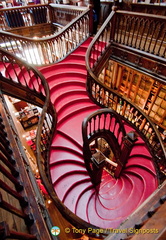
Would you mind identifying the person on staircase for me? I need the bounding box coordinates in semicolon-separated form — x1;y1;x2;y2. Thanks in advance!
92;0;101;34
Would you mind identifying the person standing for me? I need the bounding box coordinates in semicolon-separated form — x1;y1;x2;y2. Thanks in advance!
92;0;101;34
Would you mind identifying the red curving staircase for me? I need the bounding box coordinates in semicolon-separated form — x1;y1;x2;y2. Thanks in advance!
38;38;158;229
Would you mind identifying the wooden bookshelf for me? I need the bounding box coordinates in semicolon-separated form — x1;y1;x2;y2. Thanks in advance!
99;60;166;130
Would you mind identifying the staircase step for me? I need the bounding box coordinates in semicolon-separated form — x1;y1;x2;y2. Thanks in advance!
63;180;93;213
39;62;86;78
123;167;158;199
53;172;90;201
50;81;85;97
62;54;86;64
126;156;156;174
90;175;145;226
129;144;152;158
75;188;95;223
47;72;86;88
87;194;124;229
51;89;88;106
57;100;96;122
50;147;84;165
51;130;83;153
57;106;99;145
57;98;91;114
98;176;133;208
50;161;87;183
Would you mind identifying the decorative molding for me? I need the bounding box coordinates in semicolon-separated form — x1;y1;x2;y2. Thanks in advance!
110;45;166;82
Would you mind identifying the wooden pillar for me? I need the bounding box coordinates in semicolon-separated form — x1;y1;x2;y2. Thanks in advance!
91;151;105;185
88;1;94;36
115;131;138;178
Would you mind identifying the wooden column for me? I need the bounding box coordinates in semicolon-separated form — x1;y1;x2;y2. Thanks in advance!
115;131;138;178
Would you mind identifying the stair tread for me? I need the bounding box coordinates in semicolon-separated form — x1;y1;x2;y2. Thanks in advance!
57;99;94;118
63;181;94;213
50;162;86;183
75;188;95;222
51;89;88;106
126;156;155;174
57;106;99;145
50;148;84;165
53;173;91;201
51;131;82;153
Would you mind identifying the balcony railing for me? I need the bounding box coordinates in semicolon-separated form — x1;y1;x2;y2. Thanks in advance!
0;4;86;31
0;4;90;65
0;4;50;30
114;11;166;58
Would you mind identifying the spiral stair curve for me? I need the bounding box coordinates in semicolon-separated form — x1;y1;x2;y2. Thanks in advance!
37;38;158;229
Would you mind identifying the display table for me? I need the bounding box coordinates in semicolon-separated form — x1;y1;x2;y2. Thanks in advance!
18;107;39;129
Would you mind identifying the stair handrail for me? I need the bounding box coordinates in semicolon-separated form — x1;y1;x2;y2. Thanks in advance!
82;108;127;182
0;57;57;239
0;47;110;239
86;10;166;76
0;4;91;65
0;4;86;31
85;10;166;183
0;46;56;180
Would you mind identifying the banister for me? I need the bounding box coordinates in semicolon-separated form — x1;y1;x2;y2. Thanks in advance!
0;48;109;239
82;108;127;181
0;4;50;30
85;10;166;183
0;4;91;65
49;3;87;11
0;94;55;240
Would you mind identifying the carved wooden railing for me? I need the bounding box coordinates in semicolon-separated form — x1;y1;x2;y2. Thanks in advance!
113;11;166;58
0;4;50;30
0;4;86;31
49;3;87;27
0;4;91;65
86;10;166;183
0;76;56;239
86;10;166;73
0;48;109;239
0;47;56;182
82;108;127;182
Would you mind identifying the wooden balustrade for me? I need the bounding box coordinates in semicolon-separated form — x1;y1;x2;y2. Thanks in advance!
82;108;127;182
49;3;87;26
86;10;166;75
87;78;166;182
0;48;56;180
0;100;55;240
85;9;166;183
0;5;91;65
113;11;166;58
0;4;50;31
